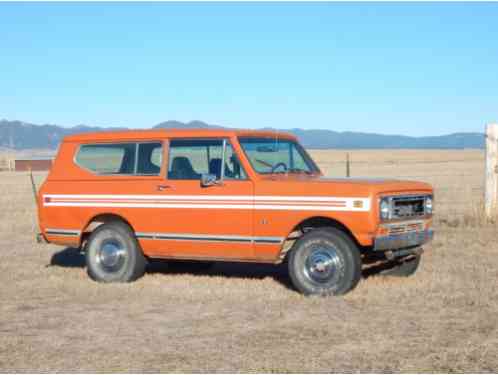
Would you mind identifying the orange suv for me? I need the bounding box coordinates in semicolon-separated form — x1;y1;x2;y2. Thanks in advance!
37;129;434;296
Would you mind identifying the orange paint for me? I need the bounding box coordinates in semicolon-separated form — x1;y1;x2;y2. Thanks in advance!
37;129;434;263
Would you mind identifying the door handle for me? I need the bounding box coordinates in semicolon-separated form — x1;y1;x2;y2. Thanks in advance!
156;184;171;191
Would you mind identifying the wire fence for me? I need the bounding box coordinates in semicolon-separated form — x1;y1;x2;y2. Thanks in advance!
0;149;486;221
310;149;485;220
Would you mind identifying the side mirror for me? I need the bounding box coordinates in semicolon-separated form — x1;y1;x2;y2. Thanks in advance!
200;173;220;187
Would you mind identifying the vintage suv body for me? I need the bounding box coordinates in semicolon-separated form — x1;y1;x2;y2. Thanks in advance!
37;128;434;295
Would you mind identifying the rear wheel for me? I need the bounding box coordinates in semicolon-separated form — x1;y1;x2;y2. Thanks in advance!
85;221;146;282
288;228;362;296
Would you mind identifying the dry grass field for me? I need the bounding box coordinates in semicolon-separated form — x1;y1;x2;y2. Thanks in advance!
0;149;497;372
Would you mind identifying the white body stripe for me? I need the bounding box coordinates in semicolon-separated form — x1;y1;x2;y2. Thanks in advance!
45;194;366;202
43;194;371;212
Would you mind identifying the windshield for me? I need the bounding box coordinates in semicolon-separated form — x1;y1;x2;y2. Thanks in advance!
238;137;320;175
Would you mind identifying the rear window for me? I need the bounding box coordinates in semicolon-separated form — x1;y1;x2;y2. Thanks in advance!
75;142;162;175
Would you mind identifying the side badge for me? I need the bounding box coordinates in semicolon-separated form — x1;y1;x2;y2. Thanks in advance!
353;200;364;208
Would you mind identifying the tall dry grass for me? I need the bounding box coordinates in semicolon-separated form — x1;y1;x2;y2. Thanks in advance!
0;149;497;372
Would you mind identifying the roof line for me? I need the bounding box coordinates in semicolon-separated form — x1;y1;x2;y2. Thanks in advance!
63;128;297;142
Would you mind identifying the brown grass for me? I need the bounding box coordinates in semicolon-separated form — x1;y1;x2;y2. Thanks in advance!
0;149;497;372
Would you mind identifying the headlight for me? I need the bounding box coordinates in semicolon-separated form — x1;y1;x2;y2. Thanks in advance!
380;198;390;220
425;196;433;215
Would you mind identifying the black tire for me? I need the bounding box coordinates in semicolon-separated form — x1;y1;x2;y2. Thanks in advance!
381;254;421;277
85;221;146;283
288;228;362;296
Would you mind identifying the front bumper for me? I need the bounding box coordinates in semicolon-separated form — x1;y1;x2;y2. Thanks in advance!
374;229;434;251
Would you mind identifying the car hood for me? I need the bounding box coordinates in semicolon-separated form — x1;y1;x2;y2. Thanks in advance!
258;174;433;197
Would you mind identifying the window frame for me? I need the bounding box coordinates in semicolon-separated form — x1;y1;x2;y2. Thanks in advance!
237;136;321;175
135;142;164;176
74;140;164;177
166;137;248;182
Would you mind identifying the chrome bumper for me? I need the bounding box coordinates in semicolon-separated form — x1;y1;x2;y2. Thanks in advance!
374;229;434;251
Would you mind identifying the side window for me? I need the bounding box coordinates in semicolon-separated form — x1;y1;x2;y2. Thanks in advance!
137;143;162;175
168;139;246;180
75;142;162;175
168;139;217;180
75;143;136;174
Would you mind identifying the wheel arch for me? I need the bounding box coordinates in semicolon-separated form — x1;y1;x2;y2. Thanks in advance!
80;213;135;248
279;215;362;262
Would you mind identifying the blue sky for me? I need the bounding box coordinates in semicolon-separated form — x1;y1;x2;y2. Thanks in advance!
1;2;497;136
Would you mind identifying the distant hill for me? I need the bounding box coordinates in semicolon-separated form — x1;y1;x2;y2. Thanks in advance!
0;120;127;150
279;128;484;149
154;120;223;129
0;119;484;150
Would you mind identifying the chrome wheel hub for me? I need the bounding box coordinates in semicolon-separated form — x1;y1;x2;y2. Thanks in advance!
96;239;126;273
304;246;342;284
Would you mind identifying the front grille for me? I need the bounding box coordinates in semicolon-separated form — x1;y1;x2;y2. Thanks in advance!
391;195;426;219
388;221;424;235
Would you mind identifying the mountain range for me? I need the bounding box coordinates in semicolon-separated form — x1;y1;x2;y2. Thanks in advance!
0;119;484;150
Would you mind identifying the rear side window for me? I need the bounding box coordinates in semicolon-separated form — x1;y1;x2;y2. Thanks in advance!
75;142;162;175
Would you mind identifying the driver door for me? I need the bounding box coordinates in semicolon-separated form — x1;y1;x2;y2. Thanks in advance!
144;138;255;261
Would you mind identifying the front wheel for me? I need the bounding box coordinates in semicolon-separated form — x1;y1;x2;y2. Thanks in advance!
85;221;146;283
288;228;362;296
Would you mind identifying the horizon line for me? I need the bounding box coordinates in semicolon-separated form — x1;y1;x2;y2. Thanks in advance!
0;118;488;138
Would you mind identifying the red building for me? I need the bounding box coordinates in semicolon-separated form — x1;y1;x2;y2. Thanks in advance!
14;157;53;171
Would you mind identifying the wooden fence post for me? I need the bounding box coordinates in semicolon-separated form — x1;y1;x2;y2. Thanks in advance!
29;168;39;205
485;123;498;220
346;153;351;177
